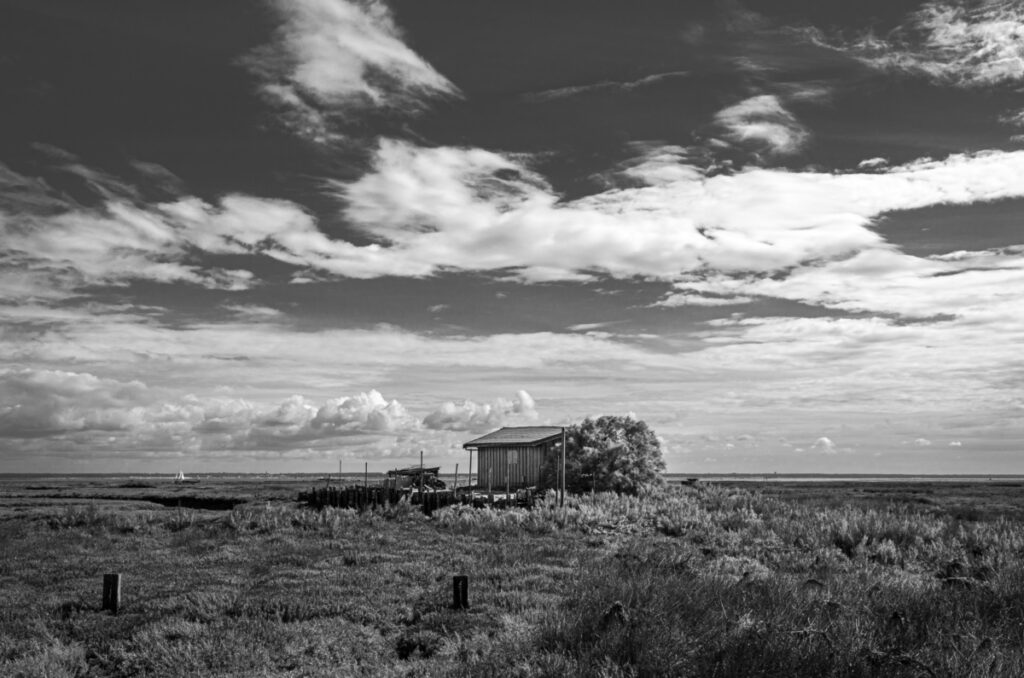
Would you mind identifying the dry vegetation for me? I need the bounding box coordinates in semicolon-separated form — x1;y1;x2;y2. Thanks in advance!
2;478;1024;676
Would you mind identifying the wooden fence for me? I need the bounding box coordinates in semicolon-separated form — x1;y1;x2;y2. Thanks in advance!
299;486;537;514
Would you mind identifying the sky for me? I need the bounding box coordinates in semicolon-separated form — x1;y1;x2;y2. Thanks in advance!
1;0;1023;474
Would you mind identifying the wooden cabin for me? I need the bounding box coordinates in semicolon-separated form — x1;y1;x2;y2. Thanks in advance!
463;426;564;490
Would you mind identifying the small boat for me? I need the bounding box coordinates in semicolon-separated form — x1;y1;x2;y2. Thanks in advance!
173;470;200;484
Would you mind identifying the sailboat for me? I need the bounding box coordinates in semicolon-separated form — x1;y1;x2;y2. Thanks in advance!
173;469;199;484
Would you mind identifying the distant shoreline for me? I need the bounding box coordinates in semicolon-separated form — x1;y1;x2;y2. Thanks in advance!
2;472;1022;483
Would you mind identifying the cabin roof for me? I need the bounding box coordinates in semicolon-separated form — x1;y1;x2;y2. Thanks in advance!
462;426;564;448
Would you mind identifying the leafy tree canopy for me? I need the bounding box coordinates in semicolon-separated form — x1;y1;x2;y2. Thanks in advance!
542;415;665;495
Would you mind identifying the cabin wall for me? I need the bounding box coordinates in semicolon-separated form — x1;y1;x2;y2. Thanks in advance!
476;444;551;489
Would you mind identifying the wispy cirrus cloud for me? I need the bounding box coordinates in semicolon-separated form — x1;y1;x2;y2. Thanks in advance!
0;191;305;300
522;70;690;101
817;0;1024;87
245;0;458;140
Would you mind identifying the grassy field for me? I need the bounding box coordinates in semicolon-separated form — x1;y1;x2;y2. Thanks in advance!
2;477;1024;677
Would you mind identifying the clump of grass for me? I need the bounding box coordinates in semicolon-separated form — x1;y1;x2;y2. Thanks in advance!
539;551;1024;677
0;638;87;678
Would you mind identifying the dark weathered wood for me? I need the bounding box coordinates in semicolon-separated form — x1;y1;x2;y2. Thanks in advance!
452;575;469;609
560;427;566;507
102;573;121;614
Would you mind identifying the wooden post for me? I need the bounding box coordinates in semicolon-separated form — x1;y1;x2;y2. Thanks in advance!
454;463;459;493
364;462;368;489
468;448;473;489
560;426;566;507
338;459;342;485
102;573;121;614
419;450;424;497
505;453;510;506
488;468;493;506
452;575;469;610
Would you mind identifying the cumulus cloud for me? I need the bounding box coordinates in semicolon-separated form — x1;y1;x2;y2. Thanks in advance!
913;437;933;447
0;368;422;452
0;369;149;437
245;0;457;140
819;1;1024;87
713;94;809;155
811;436;837;454
422;390;538;432
312;390;417;433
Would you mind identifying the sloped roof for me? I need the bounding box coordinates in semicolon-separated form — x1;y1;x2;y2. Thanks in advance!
462;426;564;448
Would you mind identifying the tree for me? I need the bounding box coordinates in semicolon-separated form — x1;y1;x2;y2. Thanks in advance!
542;415;665;495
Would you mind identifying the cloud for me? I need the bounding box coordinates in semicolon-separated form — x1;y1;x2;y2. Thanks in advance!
338;140;1024;282
0;369;149;438
13;143;1024;301
522;70;690;101
913;437;933;447
666;245;1024;321
655;293;753;307
223;304;284;320
422;390;538;432
0;368;420;451
713;94;809;155
312;390;417;433
246;0;458;140
818;1;1024;88
857;157;889;171
999;109;1024;128
811;436;836;454
949;440;963;447
0;192;304;299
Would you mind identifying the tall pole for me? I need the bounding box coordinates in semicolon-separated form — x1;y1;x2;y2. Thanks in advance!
560;427;566;507
468;448;473;489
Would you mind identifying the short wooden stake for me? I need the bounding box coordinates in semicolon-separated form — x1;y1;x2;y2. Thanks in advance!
452;575;469;609
102;573;121;614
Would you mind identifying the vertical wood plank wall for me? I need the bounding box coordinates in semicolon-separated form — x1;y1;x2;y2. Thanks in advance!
476;444;552;489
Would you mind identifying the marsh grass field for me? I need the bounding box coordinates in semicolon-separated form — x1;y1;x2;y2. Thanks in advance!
2;476;1024;677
